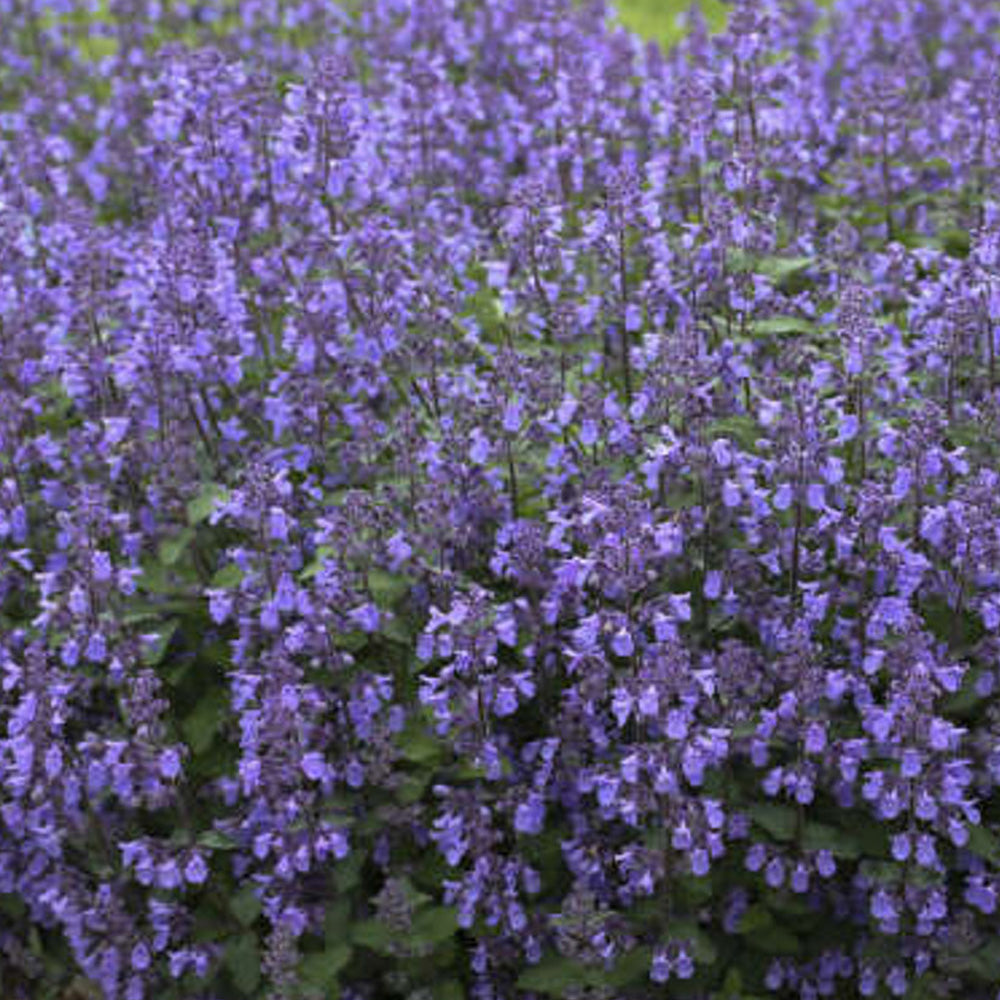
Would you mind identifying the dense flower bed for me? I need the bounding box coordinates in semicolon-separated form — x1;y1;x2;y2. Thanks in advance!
3;0;1000;997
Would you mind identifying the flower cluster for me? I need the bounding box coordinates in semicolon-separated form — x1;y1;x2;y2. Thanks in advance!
2;0;1000;997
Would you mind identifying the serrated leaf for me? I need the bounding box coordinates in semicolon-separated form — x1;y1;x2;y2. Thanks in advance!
937;227;970;257
736;905;775;935
224;936;261;994
198;830;237;851
351;919;394;952
181;688;228;755
756;255;816;282
210;563;245;589
751;316;814;337
380;615;414;644
801;821;861;858
397;772;430;805
334;853;363;892
707;415;760;451
768;895;817;918
333;630;367;652
719;968;744;998
748;802;798;842
411;905;458;946
746;924;802;954
516;955;591;994
136;559;171;594
605;946;653;988
939;938;1000;981
942;665;986;716
300;944;351;987
670;920;718;965
159;528;195;567
191;898;229;943
859;860;903;885
400;729;445;765
300;545;335;581
434;981;464;1000
368;569;410;608
142;619;180;666
188;483;229;525
230;886;262;928
325;900;351;944
966;824;1000;866
0;894;26;919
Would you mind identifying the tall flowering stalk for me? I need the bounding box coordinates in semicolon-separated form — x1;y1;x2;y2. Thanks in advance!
3;1;1000;998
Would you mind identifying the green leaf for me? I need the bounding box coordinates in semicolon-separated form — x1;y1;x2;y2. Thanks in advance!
181;688;228;755
368;569;410;608
942;667;985;716
768;895;817;919
411;906;459;946
670;920;718;965
719;968;744;999
351;920;394;953
324;900;351;944
748;802;798;842
397;772;430;805
136;560;174;595
141;619;180;666
198;830;237;851
230;886;262;928
400;728;445;765
938;227;970;258
736;905;775;935
300;545;335;581
755;255;816;283
188;483;229;525
300;944;352;988
224;936;261;995
852;817;892;859
434;981;465;1000
334;853;363;892
0;894;26;920
333;629;367;651
379;615;414;644
966;824;1000;866
516;955;591;995
746;924;802;955
939;938;1000;981
707;415;760;451
159;528;195;567
859;860;904;885
801;821;861;858
210;563;245;589
750;316;815;337
605;946;653;988
191;899;229;943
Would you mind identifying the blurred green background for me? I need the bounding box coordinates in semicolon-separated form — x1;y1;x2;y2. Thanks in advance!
43;0;728;58
614;0;728;46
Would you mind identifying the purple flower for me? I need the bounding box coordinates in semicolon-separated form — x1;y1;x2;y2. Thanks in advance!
158;748;182;780
301;752;327;781
651;949;671;983
610;628;634;658
131;943;151;972
765;857;785;888
184;854;208;885
815;851;837;878
514;794;545;835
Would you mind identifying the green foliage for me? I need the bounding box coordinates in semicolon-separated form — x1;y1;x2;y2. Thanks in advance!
615;0;728;46
225;936;262;995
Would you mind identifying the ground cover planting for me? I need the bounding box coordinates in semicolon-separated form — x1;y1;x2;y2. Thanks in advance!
2;0;1000;997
